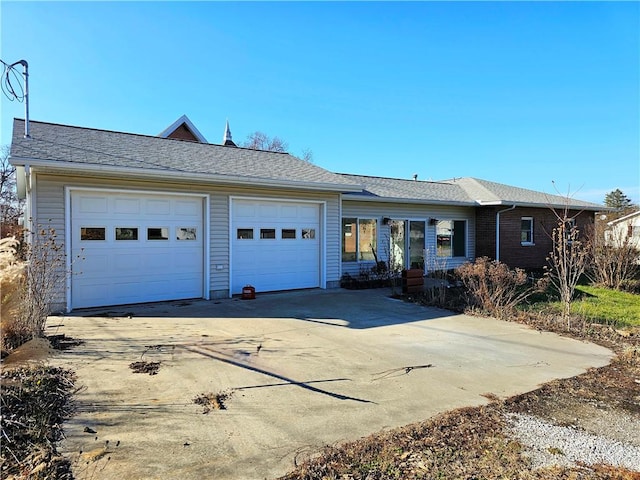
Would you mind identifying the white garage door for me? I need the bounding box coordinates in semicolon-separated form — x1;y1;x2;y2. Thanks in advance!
231;199;321;294
70;190;205;309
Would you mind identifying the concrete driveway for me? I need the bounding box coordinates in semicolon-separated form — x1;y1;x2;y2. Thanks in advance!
50;289;612;480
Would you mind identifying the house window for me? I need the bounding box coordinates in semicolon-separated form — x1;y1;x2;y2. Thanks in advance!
436;220;466;257
342;218;377;262
281;229;296;239
115;227;138;241
260;228;276;239
237;228;253;240
521;217;534;245
147;228;169;240
81;227;105;241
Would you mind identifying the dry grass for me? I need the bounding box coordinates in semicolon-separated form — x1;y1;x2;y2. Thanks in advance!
0;365;77;479
0;236;29;352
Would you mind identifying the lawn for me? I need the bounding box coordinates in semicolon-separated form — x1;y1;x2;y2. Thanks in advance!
568;285;640;328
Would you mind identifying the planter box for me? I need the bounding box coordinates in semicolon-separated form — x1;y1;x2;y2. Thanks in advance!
402;269;424;294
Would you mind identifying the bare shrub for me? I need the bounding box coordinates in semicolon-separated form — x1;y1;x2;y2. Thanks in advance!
422;247;451;307
545;217;589;325
1;224;67;352
456;257;539;319
585;221;639;290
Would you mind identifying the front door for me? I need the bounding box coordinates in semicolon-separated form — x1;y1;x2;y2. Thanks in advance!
389;220;426;271
409;221;426;269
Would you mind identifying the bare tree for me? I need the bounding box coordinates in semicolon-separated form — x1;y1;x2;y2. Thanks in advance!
242;131;288;152
0;145;23;236
242;131;314;162
545;213;589;326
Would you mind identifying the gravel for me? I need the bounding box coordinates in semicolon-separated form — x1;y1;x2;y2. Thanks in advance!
506;412;640;471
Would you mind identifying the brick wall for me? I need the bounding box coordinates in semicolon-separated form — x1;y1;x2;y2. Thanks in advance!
475;206;594;270
166;124;200;142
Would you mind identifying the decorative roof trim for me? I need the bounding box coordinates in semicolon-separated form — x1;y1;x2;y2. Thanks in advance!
158;114;208;143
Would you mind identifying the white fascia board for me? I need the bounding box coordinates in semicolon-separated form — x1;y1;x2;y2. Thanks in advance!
476;199;603;211
10;156;363;193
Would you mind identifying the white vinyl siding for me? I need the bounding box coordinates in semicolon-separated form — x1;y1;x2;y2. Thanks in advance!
341;200;475;276
34;174;341;309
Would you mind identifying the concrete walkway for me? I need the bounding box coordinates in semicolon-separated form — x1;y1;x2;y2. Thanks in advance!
49;289;612;480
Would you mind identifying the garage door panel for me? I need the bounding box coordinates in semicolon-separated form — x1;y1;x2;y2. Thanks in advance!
175;199;201;216
145;199;171;215
71;191;204;309
78;196;108;214
114;198;140;214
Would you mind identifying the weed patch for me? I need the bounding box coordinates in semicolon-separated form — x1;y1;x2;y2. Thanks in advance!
129;361;160;375
0;366;76;479
193;390;234;413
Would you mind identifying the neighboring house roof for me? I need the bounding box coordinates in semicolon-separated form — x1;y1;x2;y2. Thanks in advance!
607;210;640;227
341;174;603;211
9;119;361;192
158;114;208;143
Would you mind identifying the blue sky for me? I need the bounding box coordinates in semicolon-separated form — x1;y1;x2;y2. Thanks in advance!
1;1;638;205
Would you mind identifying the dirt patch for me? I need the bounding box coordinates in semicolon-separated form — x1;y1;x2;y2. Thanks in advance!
193;390;234;413
129;361;161;375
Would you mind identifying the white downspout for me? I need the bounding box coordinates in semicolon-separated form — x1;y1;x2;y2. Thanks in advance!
495;205;516;262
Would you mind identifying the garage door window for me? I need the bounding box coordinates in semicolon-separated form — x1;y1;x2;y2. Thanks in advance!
147;228;169;240
115;227;138;241
177;227;197;240
260;228;276;239
281;229;296;239
237;228;253;240
81;227;105;241
302;228;315;239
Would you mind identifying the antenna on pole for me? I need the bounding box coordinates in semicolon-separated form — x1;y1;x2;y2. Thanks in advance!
1;58;30;138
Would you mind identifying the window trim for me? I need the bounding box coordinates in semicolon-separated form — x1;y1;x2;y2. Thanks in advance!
521;217;534;246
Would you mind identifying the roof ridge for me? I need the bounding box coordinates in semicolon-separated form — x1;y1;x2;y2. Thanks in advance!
338;172;452;185
12;118;294;155
447;177;501;202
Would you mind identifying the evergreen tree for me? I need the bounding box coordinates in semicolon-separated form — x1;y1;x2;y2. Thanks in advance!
604;189;633;212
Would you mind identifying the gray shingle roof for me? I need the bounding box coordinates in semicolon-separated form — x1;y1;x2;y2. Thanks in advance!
10;119;604;210
341;174;603;210
339;174;474;205
10;119;360;191
447;177;603;210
